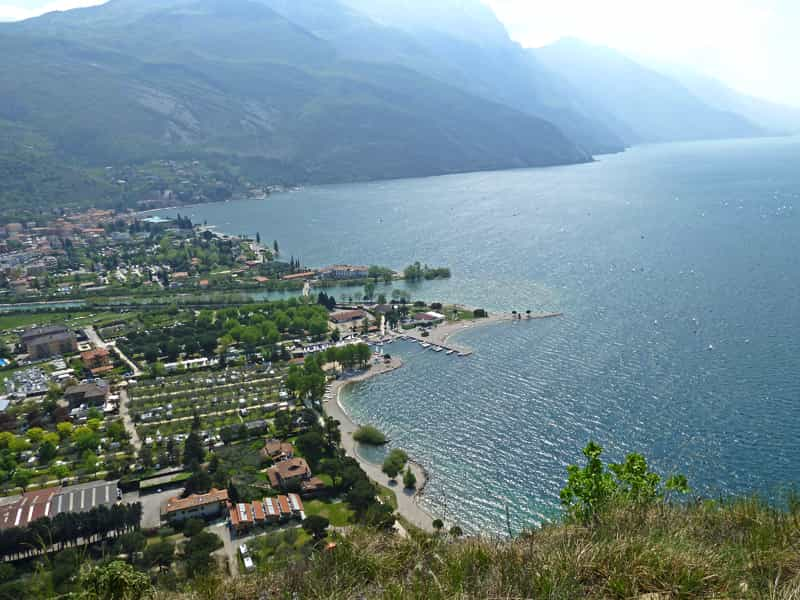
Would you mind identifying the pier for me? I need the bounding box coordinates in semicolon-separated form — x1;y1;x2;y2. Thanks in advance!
387;335;473;357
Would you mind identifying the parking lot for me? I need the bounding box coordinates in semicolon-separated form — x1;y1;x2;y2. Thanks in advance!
126;487;182;529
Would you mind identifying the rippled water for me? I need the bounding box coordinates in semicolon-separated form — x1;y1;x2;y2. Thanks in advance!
163;137;800;534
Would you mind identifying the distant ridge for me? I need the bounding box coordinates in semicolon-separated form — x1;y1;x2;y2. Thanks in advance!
0;0;589;187
534;38;765;145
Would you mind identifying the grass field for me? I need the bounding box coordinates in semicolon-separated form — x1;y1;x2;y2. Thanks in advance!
304;499;355;527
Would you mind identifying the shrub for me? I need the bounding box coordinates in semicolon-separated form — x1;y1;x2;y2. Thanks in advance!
353;426;387;446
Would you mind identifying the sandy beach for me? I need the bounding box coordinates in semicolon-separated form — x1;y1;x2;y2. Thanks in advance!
325;357;437;532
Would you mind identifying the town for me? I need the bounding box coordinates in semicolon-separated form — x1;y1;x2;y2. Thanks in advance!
0;211;471;594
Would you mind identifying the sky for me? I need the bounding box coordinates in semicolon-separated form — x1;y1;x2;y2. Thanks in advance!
1;0;798;107
483;0;800;108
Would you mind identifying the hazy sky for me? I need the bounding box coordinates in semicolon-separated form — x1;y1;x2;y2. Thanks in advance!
1;0;798;107
484;0;800;107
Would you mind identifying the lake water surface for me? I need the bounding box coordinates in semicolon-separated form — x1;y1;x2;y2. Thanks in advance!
159;137;800;534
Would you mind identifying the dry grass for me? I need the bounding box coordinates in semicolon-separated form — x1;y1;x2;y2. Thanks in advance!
157;497;800;600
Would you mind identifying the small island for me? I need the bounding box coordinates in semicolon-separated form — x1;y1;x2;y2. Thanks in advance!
352;425;388;446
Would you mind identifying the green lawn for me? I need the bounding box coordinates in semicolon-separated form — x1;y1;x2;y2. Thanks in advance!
304;499;354;527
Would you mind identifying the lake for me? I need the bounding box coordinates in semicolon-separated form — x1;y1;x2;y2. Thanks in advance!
159;136;800;535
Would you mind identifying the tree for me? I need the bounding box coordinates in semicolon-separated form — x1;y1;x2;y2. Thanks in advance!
273;240;279;255
449;525;463;537
72;426;100;452
227;480;240;504
208;452;220;474
183;432;205;468
382;448;409;481
12;468;32;491
274;410;292;438
353;426;387;446
183;531;222;575
140;445;153;469
182;518;205;538
403;468;417;490
296;432;326;469
560;442;690;523
559;441;617;523
364;502;396;531
382;457;401;480
346;480;377;513
114;531;146;560
432;519;444;533
302;515;330;541
142;540;174;572
56;422;73;440
183;468;212;497
38;440;57;464
77;560;152;600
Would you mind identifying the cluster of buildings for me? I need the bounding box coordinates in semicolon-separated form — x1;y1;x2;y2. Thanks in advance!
0;211;119;295
229;493;305;534
263;439;325;495
281;264;372;283
161;438;326;536
161;487;307;536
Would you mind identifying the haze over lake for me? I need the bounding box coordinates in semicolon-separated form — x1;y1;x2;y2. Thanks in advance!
161;136;800;535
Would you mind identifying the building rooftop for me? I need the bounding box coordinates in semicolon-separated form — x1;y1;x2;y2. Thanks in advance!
81;348;110;362
267;457;311;488
164;488;229;515
330;310;365;323
262;439;293;460
21;325;69;342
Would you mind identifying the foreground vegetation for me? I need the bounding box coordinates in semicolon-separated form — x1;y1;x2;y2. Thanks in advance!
143;494;800;600
51;444;800;599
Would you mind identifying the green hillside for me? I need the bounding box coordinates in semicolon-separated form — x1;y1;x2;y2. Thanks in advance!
0;0;589;211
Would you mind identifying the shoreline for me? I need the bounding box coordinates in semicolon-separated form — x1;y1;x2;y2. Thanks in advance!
326;311;563;532
398;312;511;353
398;310;561;354
325;357;437;532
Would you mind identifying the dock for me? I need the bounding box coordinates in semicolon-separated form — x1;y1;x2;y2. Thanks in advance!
390;335;473;357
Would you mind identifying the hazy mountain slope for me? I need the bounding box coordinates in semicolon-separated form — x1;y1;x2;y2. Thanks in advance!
0;0;589;186
534;38;765;145
265;0;626;155
646;63;800;135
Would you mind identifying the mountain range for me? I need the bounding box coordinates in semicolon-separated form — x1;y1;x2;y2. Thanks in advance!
0;0;797;197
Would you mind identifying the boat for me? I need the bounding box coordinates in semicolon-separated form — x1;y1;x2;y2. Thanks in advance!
421;343;431;349
446;350;455;355
433;346;444;353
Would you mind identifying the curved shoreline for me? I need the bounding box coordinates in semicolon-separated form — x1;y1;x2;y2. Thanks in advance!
325;357;437;532
398;312;513;354
326;313;562;532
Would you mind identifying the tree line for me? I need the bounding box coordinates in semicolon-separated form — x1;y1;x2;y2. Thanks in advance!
0;501;142;561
